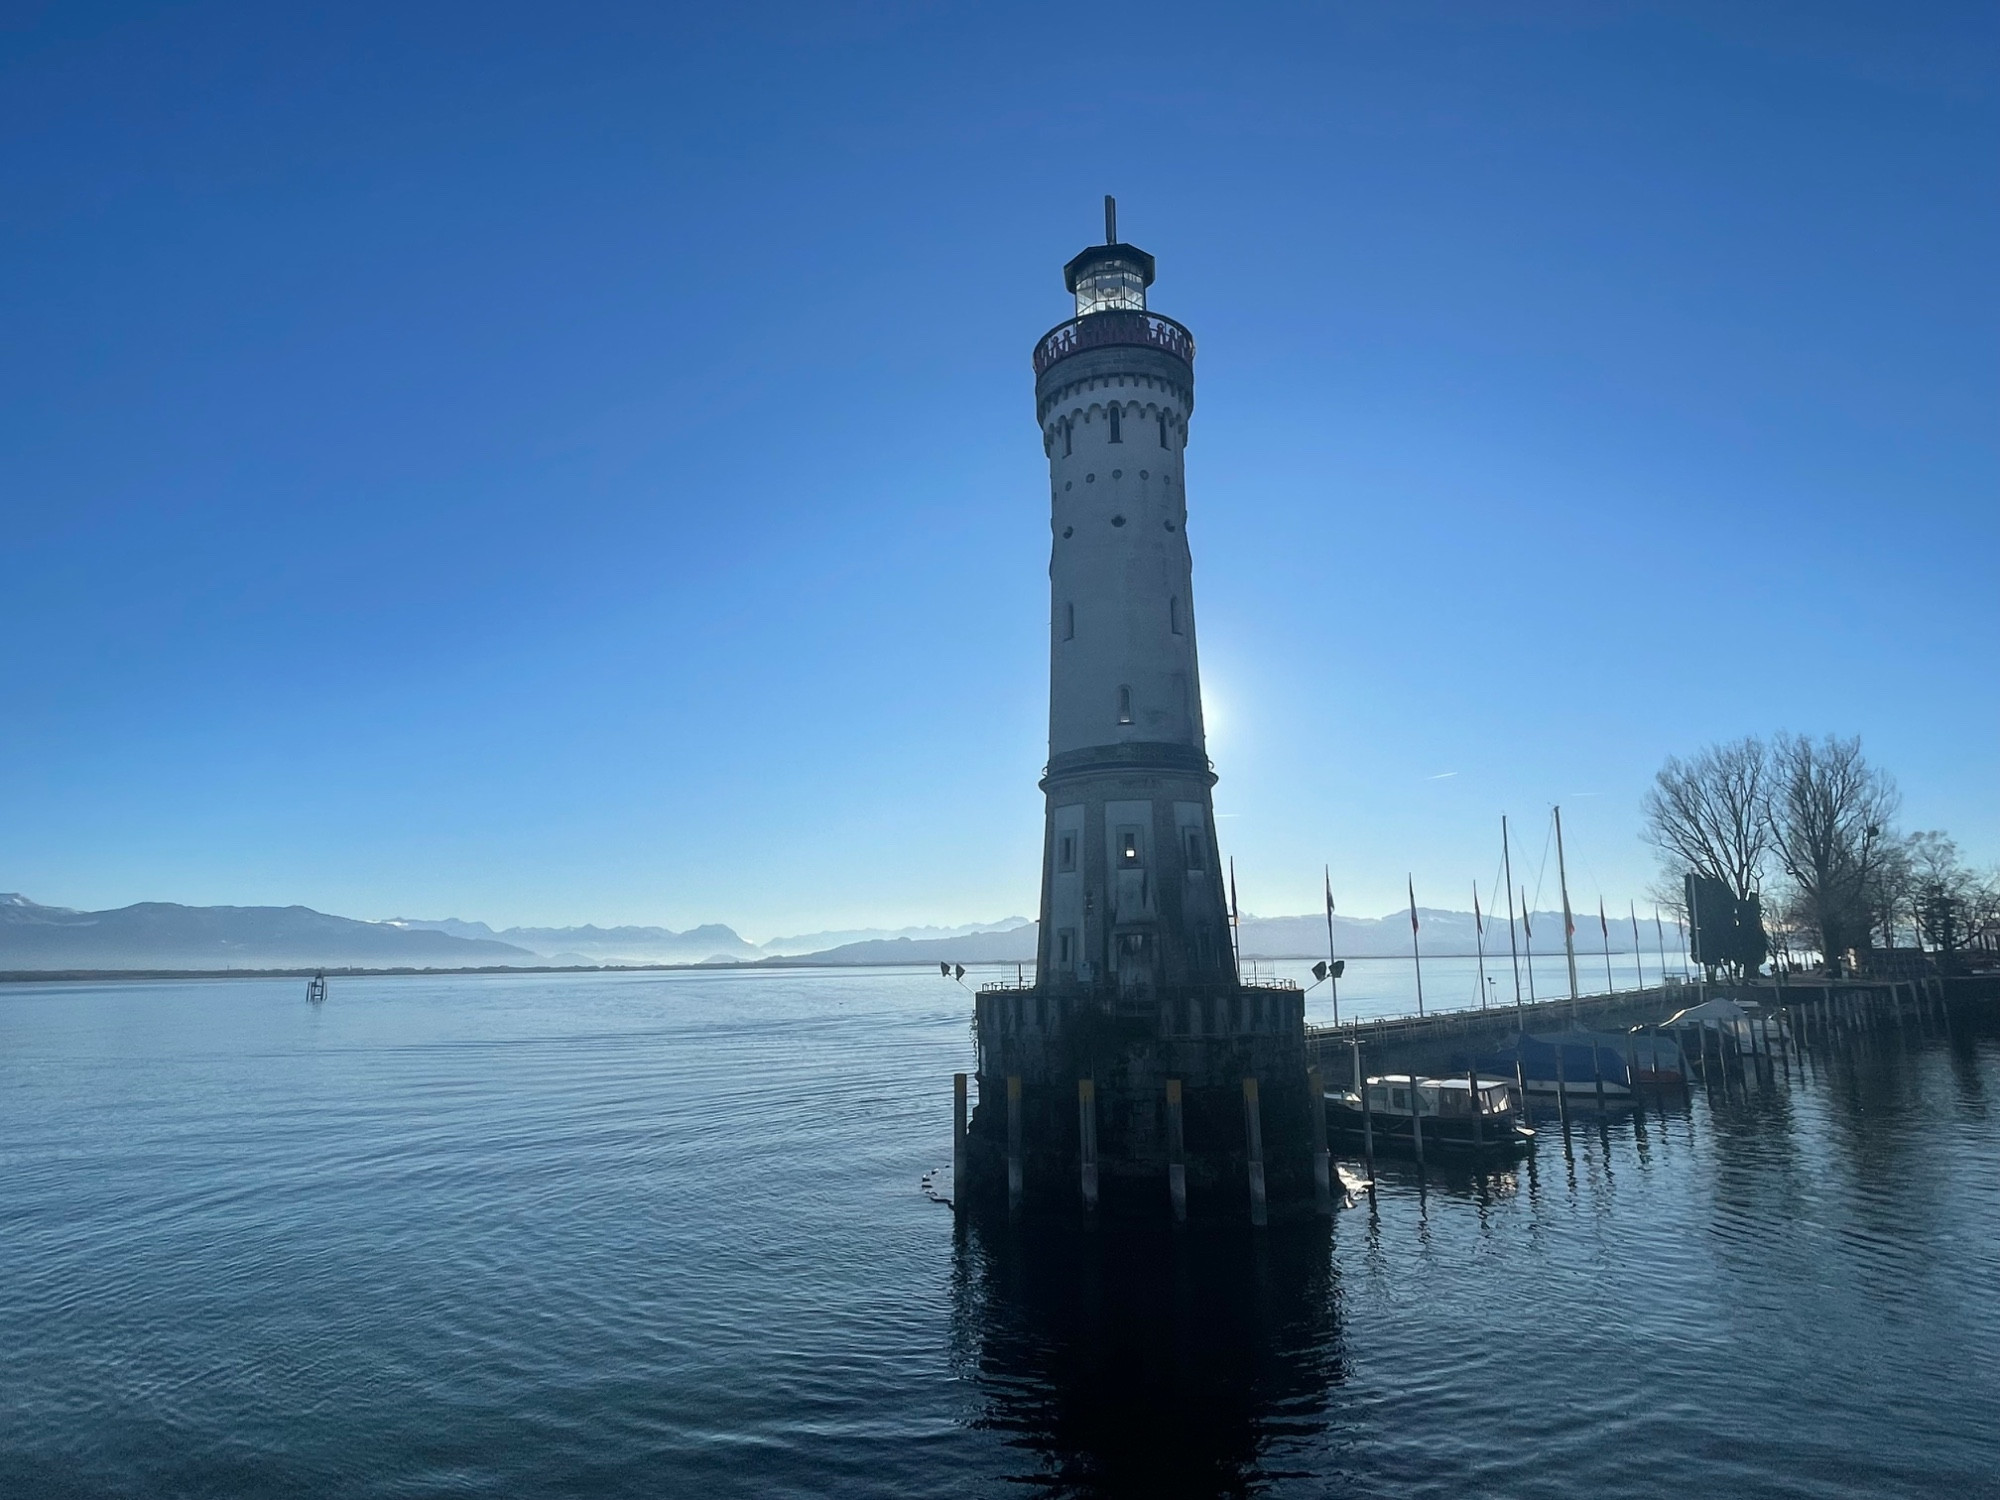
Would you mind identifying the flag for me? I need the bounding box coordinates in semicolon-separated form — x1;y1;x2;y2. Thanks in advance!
1599;898;1608;939
1521;898;1532;938
1325;869;1335;916
1408;875;1420;932
1474;886;1483;936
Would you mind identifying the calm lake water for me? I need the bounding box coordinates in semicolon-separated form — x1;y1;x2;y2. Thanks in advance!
3;967;1997;1498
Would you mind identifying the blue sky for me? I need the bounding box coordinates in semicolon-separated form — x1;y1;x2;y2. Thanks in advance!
3;2;1994;937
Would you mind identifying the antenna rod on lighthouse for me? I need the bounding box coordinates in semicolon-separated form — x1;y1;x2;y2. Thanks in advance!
1104;195;1116;244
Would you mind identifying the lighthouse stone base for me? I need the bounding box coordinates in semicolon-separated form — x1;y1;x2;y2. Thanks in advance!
965;983;1316;1218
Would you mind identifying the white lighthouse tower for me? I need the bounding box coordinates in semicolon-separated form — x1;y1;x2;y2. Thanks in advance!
1032;198;1234;997
966;202;1307;1220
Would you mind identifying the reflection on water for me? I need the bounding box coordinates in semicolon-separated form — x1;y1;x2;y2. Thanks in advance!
952;1217;1341;1495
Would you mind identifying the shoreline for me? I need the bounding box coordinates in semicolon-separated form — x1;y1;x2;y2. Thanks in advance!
0;951;1658;983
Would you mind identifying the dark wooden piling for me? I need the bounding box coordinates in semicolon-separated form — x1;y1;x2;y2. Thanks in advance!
1309;1066;1332;1216
1006;1075;1023;1213
1554;1040;1571;1133
1409;1073;1426;1168
1468;1066;1484;1152
1077;1078;1099;1213
1243;1077;1269;1227
1354;1039;1375;1179
952;1073;967;1210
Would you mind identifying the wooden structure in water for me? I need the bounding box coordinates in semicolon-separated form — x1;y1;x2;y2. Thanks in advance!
963;980;1318;1222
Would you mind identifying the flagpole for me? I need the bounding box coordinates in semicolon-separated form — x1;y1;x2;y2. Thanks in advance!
1599;897;1614;995
1407;874;1425;1018
1323;865;1340;1029
1228;857;1241;985
1474;883;1488;1010
1502;815;1523;1021
1654;909;1670;990
1522;890;1537;1005
1630;901;1646;993
1554;806;1580;1024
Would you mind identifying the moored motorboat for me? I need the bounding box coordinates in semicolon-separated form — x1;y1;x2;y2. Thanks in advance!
1325;1074;1534;1156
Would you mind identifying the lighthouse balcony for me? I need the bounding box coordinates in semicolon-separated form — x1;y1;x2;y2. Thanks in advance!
1032;309;1195;376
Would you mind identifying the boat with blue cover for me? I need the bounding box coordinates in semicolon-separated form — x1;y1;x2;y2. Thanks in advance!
1465;1030;1685;1099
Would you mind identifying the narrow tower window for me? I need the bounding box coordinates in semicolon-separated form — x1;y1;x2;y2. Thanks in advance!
1158;411;1168;449
1058;834;1076;871
1117;685;1133;724
1108;404;1121;443
1063;602;1075;641
1063;419;1073;457
1169;596;1182;635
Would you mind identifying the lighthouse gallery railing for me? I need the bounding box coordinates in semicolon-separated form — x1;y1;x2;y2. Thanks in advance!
1032;310;1195;376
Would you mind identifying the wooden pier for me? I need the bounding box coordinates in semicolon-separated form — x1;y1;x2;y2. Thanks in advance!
1307;973;1993;1079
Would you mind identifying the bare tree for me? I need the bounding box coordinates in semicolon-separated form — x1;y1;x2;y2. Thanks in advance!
1766;733;1900;974
1642;737;1773;902
1905;831;1993;970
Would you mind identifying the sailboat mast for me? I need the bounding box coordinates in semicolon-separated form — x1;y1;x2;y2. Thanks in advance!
1554;805;1580;1021
1502;815;1523;1018
1654;908;1669;987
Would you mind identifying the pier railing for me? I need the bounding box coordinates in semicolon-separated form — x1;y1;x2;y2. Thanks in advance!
1306;981;1697;1057
1303;973;1948;1063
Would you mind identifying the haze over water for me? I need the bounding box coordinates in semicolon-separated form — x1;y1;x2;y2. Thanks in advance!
4;968;1996;1497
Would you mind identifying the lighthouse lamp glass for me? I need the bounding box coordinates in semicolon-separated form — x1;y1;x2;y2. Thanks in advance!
1074;264;1147;316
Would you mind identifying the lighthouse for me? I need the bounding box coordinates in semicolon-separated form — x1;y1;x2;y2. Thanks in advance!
966;202;1312;1221
1032;197;1234;996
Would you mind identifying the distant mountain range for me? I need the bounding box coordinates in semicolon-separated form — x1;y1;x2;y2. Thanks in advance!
0;894;536;971
1;890;1655;974
380;915;1037;965
381;917;764;966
